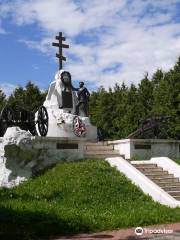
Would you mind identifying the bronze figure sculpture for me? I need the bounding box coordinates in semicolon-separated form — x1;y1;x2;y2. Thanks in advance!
73;82;90;117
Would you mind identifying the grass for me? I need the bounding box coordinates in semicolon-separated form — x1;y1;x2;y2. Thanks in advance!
174;159;180;165
0;159;180;239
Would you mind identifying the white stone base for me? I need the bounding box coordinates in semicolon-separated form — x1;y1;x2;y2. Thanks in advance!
35;108;97;141
32;136;85;164
108;139;180;160
0;127;87;188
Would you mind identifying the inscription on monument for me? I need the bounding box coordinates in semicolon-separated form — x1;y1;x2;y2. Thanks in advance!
56;143;78;149
62;91;73;108
134;144;151;149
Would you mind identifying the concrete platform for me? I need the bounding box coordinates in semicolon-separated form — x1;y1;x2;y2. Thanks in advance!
0;128;91;188
108;139;180;160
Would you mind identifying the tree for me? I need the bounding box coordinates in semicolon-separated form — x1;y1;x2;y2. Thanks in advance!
88;57;180;140
122;84;143;137
152;69;164;86
7;81;46;112
152;58;180;139
138;73;154;117
0;89;6;111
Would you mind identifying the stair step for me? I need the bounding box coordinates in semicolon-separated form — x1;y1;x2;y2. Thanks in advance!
84;154;119;159
167;191;180;197
135;167;164;172
145;172;171;177
162;186;180;191
84;140;119;159
148;174;174;179
85;142;108;146
85;145;114;150
139;170;167;175
85;150;119;155
132;164;157;168
85;152;119;156
157;182;180;187
173;196;180;201
153;178;180;183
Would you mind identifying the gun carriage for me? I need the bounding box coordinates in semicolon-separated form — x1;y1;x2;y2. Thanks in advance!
0;105;48;137
127;116;171;139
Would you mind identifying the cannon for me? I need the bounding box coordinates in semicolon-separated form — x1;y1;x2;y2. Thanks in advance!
0;104;49;137
0;105;35;137
127;115;172;139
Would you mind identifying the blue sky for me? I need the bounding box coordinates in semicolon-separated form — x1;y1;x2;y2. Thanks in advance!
0;0;180;95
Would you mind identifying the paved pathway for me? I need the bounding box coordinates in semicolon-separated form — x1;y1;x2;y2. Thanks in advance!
52;222;180;240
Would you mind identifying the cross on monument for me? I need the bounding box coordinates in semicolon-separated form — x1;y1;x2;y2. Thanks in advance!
52;32;69;70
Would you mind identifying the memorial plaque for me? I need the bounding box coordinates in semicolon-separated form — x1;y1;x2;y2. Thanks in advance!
134;144;151;149
56;143;78;149
62;91;73;108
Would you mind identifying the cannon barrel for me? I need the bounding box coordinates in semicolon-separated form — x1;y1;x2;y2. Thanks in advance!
0;104;37;137
128;115;172;139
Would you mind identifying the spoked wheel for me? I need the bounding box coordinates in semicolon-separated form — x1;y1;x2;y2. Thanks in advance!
37;106;48;136
0;106;14;137
73;116;86;137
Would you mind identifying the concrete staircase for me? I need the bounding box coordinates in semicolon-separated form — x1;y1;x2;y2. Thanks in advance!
132;162;180;201
84;142;120;159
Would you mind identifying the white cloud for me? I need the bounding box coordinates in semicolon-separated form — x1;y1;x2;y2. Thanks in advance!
0;83;17;96
18;38;52;54
0;26;6;34
0;19;7;34
10;0;85;36
1;0;180;89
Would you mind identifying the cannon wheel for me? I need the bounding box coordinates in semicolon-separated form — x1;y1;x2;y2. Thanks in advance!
0;106;14;137
37;106;48;136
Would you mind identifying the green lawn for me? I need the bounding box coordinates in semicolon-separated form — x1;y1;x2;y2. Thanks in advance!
174;159;180;165
0;159;180;240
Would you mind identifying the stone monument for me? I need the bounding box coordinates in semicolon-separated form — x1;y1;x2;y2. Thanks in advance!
0;32;97;188
35;32;97;140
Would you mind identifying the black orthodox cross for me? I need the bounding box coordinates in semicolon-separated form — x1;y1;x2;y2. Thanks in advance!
52;32;69;70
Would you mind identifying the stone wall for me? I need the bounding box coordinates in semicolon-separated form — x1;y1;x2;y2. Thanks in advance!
0;127;86;188
108;139;180;160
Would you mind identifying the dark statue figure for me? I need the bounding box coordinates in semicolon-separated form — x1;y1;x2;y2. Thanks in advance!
73;82;90;117
61;71;72;91
60;71;73;109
